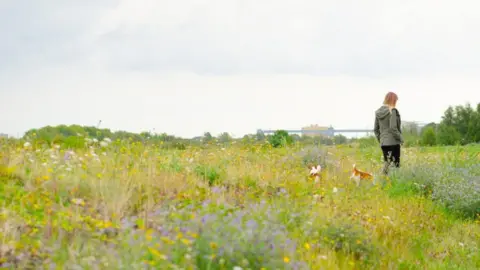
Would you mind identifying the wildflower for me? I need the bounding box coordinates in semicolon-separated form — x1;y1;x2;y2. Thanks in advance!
210;242;218;249
304;243;310;250
148;247;167;260
24;142;31;148
233;267;243;270
333;187;338;193
283;256;290;263
71;198;85;206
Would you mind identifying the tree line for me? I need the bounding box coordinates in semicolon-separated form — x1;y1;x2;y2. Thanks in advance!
15;102;480;149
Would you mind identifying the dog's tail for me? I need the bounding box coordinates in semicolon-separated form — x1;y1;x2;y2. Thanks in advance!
352;163;356;169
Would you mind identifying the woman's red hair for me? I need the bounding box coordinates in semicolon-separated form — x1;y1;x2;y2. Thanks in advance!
383;92;398;106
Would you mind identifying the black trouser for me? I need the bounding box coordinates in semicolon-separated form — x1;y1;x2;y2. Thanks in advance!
381;144;400;175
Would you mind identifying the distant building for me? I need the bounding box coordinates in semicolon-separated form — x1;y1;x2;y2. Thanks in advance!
301;124;334;137
0;133;8;139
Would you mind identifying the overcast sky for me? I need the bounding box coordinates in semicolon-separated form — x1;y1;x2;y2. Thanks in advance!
1;0;479;138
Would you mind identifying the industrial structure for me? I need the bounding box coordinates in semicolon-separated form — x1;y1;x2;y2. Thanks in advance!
301;124;332;137
258;121;428;138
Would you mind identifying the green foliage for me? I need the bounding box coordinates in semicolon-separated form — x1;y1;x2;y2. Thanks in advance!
255;130;266;141
195;165;222;186
22;124;191;149
268;130;293;148
333;134;347;145
437;124;461;145
217;132;232;144
356;136;377;148
420;126;436;146
321;223;375;262
437;103;480;145
202;132;214;144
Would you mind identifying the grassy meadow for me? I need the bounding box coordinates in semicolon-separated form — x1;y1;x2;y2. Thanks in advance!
0;137;479;269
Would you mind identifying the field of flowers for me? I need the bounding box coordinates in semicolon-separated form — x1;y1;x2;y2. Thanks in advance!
0;137;479;269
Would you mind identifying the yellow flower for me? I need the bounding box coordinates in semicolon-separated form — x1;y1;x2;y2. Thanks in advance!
188;232;198;238
283;256;290;263
148;248;167;260
210;242;217;249
145;229;154;241
304;243;310;250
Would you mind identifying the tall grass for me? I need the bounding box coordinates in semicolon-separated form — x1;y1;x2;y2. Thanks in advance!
0;137;479;269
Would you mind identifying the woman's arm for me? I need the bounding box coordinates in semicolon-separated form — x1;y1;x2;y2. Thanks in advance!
374;117;380;142
389;109;403;143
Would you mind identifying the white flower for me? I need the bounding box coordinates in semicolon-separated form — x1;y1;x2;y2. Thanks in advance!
333;187;338;193
100;141;108;147
103;137;112;143
233;267;243;270
23;142;31;148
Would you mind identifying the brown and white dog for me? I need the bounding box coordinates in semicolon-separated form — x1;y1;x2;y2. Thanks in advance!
309;165;322;183
350;164;374;187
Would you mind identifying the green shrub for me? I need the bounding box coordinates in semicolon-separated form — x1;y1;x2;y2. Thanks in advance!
195;165;222;186
268;130;293;148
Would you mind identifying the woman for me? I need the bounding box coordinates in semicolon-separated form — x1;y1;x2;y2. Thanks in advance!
373;92;403;175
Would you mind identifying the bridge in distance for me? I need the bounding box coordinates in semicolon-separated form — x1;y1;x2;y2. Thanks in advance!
259;121;427;137
259;128;373;137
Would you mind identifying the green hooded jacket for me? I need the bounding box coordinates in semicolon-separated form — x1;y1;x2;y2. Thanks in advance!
374;105;403;146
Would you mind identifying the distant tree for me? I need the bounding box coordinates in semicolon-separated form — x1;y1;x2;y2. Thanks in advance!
402;122;420;136
333;134;348;145
436;103;480;145
203;132;214;144
437;124;462;145
420;126;437;146
268;130;293;148
290;134;302;143
218;132;232;144
255;130;266;141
